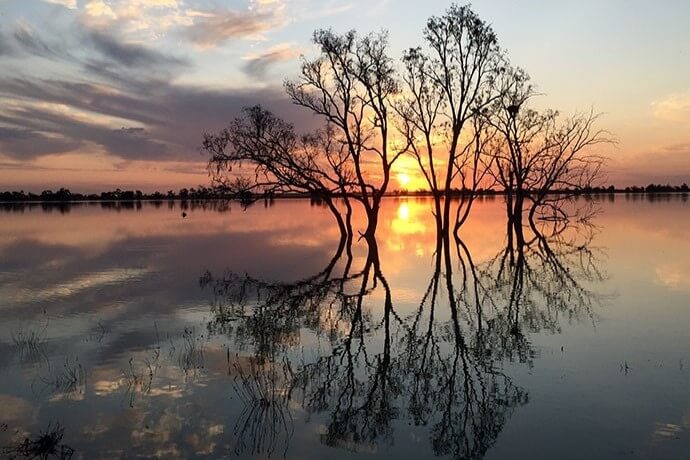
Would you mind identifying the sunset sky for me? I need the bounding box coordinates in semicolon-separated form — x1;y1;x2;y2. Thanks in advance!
0;0;689;192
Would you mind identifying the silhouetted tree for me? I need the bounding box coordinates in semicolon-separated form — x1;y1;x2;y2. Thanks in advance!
203;106;354;235
396;4;505;239
285;29;408;238
487;67;612;237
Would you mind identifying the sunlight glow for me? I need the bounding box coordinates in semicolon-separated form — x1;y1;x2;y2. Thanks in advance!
397;173;411;188
391;201;426;238
398;202;410;220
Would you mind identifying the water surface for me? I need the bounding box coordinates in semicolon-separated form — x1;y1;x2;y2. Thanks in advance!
1;196;689;459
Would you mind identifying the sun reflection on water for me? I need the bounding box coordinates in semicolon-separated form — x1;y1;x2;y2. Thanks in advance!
385;200;431;256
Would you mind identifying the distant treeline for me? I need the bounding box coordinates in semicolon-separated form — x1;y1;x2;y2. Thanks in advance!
1;183;689;203
0;186;220;202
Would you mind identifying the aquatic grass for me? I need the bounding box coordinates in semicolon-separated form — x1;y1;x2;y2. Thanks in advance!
34;357;87;398
177;327;206;380
122;327;162;408
11;312;50;364
2;421;75;459
231;357;294;457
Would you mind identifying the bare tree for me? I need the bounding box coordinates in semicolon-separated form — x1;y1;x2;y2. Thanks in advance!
202;4;610;246
285;29;407;239
396;4;505;240
202;105;354;236
487;68;612;237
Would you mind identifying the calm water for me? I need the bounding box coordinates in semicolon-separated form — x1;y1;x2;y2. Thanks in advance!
1;196;689;459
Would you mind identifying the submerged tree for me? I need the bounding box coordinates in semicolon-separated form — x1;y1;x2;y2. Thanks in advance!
202;2;611;244
202;105;355;236
204;29;406;239
285;29;408;238
397;4;505;239
487;67;612;238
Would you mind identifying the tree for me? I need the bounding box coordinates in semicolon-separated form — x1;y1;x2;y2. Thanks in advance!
285;29;407;239
203;105;354;236
486;67;611;237
396;4;505;240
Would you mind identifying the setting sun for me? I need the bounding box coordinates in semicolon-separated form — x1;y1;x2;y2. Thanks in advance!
397;173;411;188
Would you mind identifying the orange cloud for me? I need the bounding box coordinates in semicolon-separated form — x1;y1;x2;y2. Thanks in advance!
653;90;690;123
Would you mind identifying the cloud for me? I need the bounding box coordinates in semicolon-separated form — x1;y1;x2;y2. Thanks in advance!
43;0;78;8
80;0;193;41
6;18;186;74
185;3;287;48
243;43;299;77
0;125;81;158
0;74;316;161
0;27;16;56
0;0;321;166
662;142;690;152
653;90;690;123
0;105;168;160
86;30;187;68
84;0;118;19
612;141;690;185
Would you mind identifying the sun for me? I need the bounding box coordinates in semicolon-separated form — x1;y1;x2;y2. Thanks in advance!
397;173;411;188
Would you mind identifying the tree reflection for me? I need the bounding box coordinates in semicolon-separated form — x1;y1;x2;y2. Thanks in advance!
12;203;600;458
472;207;607;342
199;198;607;458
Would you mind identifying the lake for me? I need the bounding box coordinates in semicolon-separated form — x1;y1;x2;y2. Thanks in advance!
1;196;689;459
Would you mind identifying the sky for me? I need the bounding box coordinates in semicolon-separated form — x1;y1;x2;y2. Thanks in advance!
0;0;689;192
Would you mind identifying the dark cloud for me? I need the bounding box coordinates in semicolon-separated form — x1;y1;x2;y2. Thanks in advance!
0;14;316;164
0;125;81;157
86;30;188;69
5;21;186;72
186;9;282;47
0;106;167;160
0;75;317;161
243;45;299;78
0;78;166;126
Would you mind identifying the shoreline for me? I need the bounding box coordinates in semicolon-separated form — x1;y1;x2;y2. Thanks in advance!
2;189;689;205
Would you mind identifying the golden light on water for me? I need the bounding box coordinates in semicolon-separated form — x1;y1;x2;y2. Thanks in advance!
397;202;410;220
391;201;427;237
386;200;430;257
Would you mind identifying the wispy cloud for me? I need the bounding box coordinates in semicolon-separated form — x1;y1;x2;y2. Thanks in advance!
0;125;81;158
653;90;690;123
185;6;287;48
86;30;187;68
0;104;167;160
0;74;315;161
243;43;299;77
662;142;690;152
0;0;338;171
0;27;15;56
43;0;78;8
